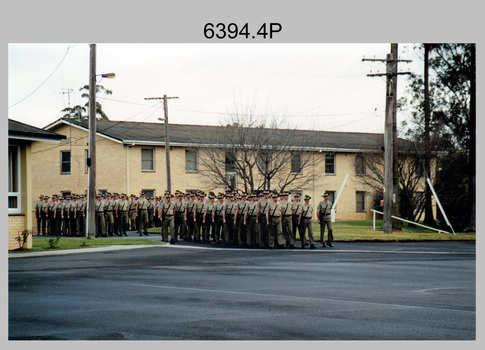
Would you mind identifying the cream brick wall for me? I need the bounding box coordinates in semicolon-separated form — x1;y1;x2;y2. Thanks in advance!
9;215;32;250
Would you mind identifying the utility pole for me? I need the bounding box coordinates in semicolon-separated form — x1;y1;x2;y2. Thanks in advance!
363;43;411;233
144;95;179;193
87;43;97;240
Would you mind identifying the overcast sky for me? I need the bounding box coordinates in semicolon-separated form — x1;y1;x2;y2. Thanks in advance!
8;43;425;134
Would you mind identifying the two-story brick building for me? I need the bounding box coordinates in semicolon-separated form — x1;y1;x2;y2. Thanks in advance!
30;118;421;225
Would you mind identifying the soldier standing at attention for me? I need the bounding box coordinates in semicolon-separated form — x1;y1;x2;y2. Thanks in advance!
235;193;248;247
137;192;150;236
173;191;186;241
279;191;296;249
95;194;106;237
291;193;302;242
47;195;56;235
193;192;206;242
117;194;129;236
299;195;316;249
35;195;44;235
213;194;225;244
41;196;49;235
203;194;216;242
222;193;237;246
69;195;77;236
244;194;259;248
104;193;116;236
112;193;121;235
54;196;63;236
266;192;286;249
317;192;334;248
160;193;175;243
257;190;271;248
147;196;155;229
63;196;71;236
75;195;84;236
129;194;138;231
185;193;196;242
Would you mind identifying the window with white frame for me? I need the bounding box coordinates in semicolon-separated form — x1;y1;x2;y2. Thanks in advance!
8;145;21;213
141;148;155;171
185;149;198;172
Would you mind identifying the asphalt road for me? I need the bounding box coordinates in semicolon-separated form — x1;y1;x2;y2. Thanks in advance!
8;241;476;340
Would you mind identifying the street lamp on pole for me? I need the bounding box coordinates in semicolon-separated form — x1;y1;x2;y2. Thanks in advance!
86;43;115;239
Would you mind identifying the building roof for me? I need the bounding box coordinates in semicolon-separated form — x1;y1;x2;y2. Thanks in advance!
45;118;414;153
9;119;66;142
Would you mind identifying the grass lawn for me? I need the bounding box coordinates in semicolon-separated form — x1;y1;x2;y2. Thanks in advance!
318;220;475;242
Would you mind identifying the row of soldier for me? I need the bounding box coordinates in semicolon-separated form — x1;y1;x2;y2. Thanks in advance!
35;189;335;249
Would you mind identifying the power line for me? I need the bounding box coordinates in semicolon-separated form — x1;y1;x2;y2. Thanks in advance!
9;45;74;109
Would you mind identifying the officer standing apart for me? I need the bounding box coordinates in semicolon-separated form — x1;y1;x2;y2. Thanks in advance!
299;195;316;249
317;192;334;247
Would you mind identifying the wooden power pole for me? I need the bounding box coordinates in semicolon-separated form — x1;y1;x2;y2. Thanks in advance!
363;43;411;233
144;95;179;193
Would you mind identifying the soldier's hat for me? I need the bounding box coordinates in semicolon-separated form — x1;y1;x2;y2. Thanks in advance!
216;194;224;199
140;191;145;195
241;193;248;197
189;192;197;197
271;193;279;198
294;193;300;197
96;193;102;198
226;192;234;197
322;192;329;197
209;194;215;199
304;195;311;200
165;193;172;198
263;190;270;195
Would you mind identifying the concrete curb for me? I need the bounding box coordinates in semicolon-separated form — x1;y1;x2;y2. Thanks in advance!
8;244;166;258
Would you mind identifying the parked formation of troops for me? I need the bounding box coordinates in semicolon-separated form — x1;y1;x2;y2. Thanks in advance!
35;190;335;249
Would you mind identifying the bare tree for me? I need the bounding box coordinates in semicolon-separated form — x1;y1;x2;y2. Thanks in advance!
353;149;429;224
192;109;323;194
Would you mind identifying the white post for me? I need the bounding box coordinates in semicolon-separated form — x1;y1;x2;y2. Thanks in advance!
331;173;349;222
426;177;456;235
